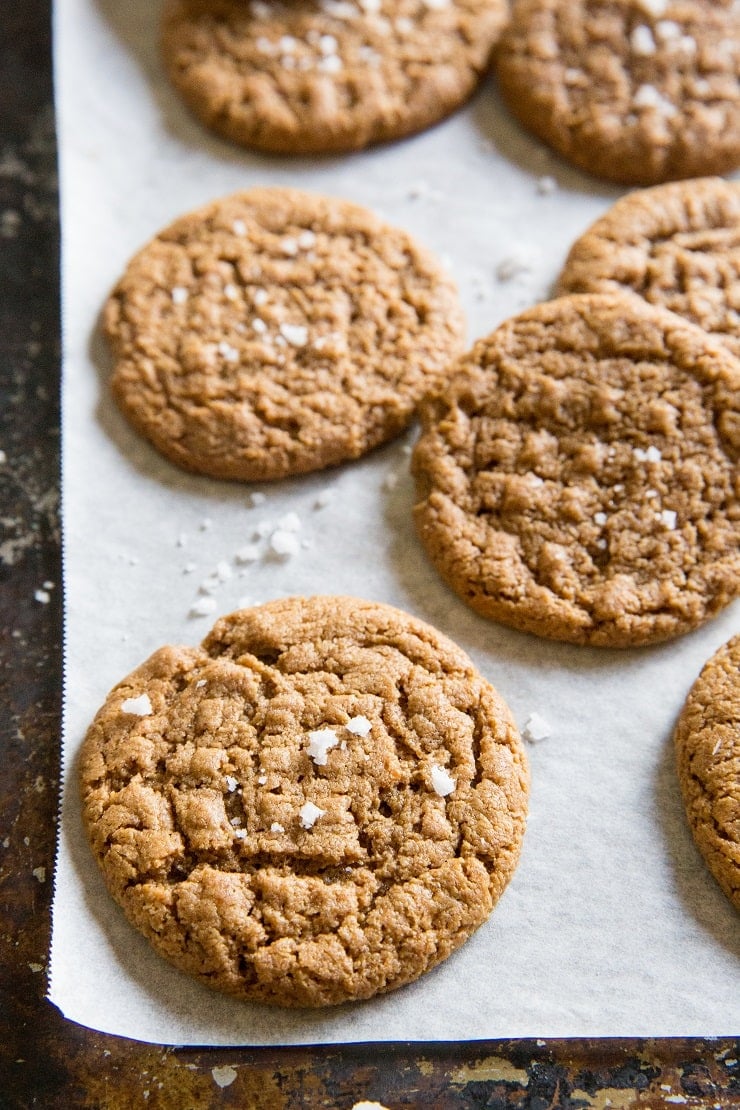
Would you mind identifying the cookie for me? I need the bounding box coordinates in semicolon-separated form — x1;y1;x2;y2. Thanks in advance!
161;0;508;155
104;188;464;482
412;293;740;647
495;0;740;185
79;596;529;1007
558;178;740;360
674;634;740;911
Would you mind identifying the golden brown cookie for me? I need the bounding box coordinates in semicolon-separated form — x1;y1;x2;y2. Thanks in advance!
495;0;740;185
79;596;529;1007
674;634;740;911
558;178;740;360
104;188;464;482
161;0;508;155
412;293;740;647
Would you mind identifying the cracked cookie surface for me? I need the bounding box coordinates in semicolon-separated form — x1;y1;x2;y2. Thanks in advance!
674;634;740;911
412;293;740;647
161;0;508;154
80;596;529;1007
495;0;740;185
558;178;740;360
104;188;464;482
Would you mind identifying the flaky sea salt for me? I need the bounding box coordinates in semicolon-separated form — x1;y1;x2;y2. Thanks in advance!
307;727;340;765
633;84;677;116
631;25;656;54
270;530;301;558
655;18;680;39
279;322;309;347
218;341;239;363
634;445;662;462
121;693;153;717
299;801;325;829
225;775;238;792
190;596;217;618
430;765;456;797
347;715;372;737
235;542;261;564
34;588;50;604
317;54;343;74
496;248;538;282
233;219;247;236
171;286;188;305
276;511;301;532
658;508;678;529
280;237;298;256
270;822;285;833
594;511;608;526
636;0;668;15
523;712;551;742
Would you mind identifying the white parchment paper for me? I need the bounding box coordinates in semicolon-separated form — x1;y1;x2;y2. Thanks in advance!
50;0;740;1044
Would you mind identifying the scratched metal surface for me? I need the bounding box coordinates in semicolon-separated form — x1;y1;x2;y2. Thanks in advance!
1;3;739;1106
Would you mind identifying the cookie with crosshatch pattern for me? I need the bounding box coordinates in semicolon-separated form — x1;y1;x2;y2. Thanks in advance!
79;596;529;1006
557;177;740;360
495;0;740;185
104;187;464;481
161;0;509;154
412;292;740;646
674;634;740;912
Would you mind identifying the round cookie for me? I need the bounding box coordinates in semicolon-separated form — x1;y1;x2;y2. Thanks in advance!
558;178;740;360
104;188;465;482
674;634;740;911
161;0;508;155
495;0;740;185
412;293;740;647
80;596;529;1007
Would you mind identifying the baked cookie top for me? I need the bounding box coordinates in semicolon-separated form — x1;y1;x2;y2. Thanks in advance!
161;0;508;155
104;188;464;482
558;178;740;360
674;634;740;911
495;0;740;185
412;293;740;647
80;596;529;1007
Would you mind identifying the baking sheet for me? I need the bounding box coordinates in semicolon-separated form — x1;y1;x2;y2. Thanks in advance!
50;0;740;1044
